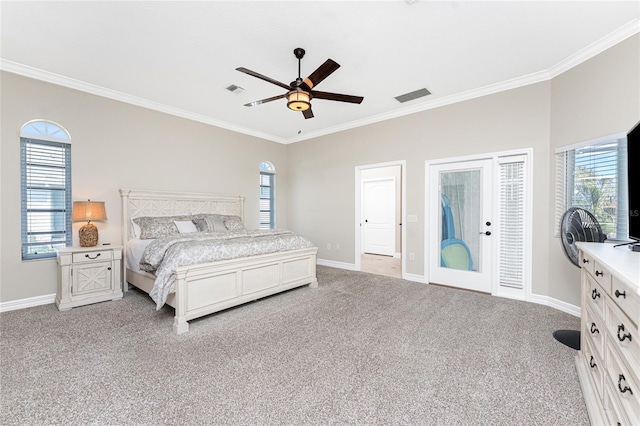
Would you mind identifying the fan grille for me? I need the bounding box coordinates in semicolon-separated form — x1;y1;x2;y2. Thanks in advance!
560;207;605;267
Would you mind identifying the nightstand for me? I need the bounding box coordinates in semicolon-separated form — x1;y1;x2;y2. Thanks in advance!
55;246;123;311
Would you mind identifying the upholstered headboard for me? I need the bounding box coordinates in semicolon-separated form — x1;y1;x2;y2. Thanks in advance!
119;189;245;243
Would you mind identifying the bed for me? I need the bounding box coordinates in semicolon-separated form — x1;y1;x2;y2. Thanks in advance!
120;188;318;334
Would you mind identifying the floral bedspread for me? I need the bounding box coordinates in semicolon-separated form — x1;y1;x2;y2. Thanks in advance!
139;230;315;309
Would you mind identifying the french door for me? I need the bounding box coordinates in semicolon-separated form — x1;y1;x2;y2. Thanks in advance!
428;159;493;293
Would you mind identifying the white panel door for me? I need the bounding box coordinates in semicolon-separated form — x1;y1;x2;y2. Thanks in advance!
429;159;493;293
363;178;396;256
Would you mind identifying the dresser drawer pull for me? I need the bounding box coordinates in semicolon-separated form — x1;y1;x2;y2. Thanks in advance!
85;253;101;260
591;289;600;300
582;258;589;264
617;324;632;342
595;270;603;277
589;356;597;368
618;374;633;395
590;323;599;334
614;289;626;299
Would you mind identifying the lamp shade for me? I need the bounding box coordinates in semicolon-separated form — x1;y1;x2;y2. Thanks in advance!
72;201;107;222
287;90;311;111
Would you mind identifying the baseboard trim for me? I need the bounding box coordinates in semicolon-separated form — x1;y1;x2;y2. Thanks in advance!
528;294;581;317
0;293;55;313
317;259;358;271
402;273;427;284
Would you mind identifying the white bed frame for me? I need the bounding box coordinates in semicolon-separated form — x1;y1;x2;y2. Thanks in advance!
120;189;318;334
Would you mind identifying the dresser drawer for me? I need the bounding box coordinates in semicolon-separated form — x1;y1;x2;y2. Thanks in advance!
606;345;640;423
582;334;604;399
611;275;639;328
592;260;612;291
606;300;640;374
604;381;630;426
584;273;606;320
584;304;606;361
580;251;596;275
72;250;113;263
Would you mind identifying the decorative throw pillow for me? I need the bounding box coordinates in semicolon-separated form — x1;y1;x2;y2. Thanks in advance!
134;215;193;239
174;220;198;234
193;214;227;232
224;215;245;231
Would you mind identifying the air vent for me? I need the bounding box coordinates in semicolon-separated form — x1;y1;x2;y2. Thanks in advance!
226;84;245;94
394;88;431;103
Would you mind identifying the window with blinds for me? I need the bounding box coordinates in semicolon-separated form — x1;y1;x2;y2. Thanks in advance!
259;161;275;229
555;135;628;240
499;158;525;290
20;121;72;260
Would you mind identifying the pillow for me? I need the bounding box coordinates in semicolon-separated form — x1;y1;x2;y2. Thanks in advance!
174;220;198;234
134;215;193;239
131;219;142;238
193;214;227;232
224;215;245;231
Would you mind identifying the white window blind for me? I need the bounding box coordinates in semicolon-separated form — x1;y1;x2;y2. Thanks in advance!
555;135;627;240
21;138;72;260
259;161;275;230
499;158;525;290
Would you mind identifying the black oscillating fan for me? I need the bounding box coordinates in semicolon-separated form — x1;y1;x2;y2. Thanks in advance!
553;207;606;350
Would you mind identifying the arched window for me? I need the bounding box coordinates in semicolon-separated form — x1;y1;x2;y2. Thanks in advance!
20;120;72;260
259;161;275;229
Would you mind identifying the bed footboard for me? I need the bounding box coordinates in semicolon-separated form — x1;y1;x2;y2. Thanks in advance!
171;247;318;334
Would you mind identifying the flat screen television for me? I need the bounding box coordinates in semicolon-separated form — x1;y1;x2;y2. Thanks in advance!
627;119;639;243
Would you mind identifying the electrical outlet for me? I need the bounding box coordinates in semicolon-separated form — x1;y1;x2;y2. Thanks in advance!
326;243;331;250
335;243;340;251
409;252;415;261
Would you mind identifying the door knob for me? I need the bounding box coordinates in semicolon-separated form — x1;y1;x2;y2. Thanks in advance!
479;231;491;236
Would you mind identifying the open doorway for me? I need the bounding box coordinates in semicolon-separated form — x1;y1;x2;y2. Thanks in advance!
355;161;406;278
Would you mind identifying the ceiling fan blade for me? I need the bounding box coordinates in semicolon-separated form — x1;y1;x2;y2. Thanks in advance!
236;67;290;90
311;91;364;104
243;94;286;107
302;59;340;90
302;108;314;119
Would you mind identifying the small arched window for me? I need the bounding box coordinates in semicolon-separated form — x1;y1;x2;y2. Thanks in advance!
20;120;72;260
259;161;276;229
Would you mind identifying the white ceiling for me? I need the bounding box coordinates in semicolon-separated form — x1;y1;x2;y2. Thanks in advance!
1;1;639;144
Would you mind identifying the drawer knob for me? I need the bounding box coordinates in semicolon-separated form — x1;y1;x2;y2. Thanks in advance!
591;289;600;300
85;253;101;260
582;258;589;264
595;270;603;277
617;324;632;342
589;356;597;369
614;289;626;299
590;323;599;334
618;374;633;395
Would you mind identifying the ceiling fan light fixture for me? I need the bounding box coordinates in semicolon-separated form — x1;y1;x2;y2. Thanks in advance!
287;90;311;111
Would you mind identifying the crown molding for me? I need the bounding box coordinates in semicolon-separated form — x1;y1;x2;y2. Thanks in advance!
0;59;285;144
2;19;638;145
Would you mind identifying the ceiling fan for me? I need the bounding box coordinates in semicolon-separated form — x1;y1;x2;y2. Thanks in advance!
236;48;364;119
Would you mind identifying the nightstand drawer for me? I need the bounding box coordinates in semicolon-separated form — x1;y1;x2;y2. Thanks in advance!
72;250;113;263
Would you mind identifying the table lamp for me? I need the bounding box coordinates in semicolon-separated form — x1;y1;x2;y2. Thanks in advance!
72;200;107;247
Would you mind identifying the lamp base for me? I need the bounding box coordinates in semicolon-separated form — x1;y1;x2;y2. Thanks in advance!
79;223;99;247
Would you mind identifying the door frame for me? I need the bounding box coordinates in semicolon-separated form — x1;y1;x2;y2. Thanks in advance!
424;149;533;299
355;160;406;276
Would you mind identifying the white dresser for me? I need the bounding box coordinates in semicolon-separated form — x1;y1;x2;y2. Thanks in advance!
575;242;640;425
